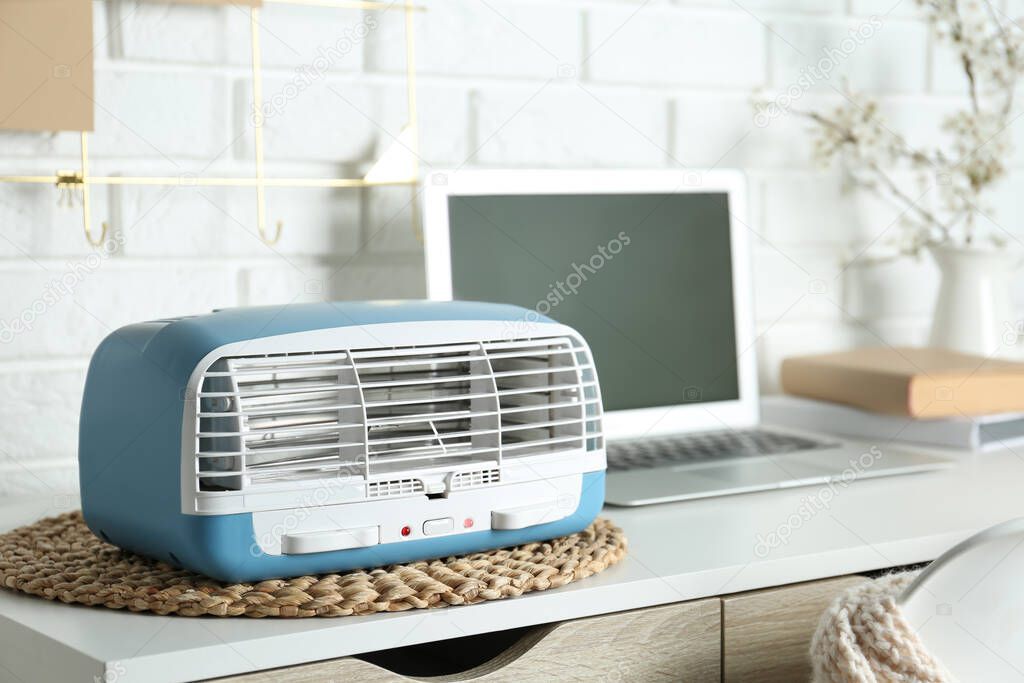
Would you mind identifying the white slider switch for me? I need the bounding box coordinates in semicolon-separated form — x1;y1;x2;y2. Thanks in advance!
423;517;454;536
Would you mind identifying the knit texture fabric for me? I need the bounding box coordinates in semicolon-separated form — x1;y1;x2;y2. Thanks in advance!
810;572;953;683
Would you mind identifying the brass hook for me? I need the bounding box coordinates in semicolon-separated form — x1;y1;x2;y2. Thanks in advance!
76;132;111;249
55;169;107;247
259;219;283;246
85;220;109;248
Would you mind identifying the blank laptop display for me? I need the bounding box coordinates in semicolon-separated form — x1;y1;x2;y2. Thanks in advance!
446;192;739;412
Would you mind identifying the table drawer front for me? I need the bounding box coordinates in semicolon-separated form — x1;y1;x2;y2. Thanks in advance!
722;575;867;683
211;598;721;682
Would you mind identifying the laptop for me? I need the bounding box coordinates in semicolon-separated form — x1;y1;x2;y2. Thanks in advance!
422;169;950;506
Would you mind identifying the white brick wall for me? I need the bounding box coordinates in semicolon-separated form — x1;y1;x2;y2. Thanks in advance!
0;0;1011;499
586;8;766;87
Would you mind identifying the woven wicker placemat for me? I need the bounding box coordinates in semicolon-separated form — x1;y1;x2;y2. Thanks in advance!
0;512;626;618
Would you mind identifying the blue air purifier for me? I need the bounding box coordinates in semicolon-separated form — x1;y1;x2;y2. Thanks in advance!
78;301;606;582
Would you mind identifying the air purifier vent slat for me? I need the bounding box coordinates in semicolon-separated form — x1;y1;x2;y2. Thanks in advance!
354;354;481;370
368;446;501;466
483;346;585;361
201;363;354;378
366;426;500;447
198;402;362;419
501;434;584;451
450;468;500;490
228;351;353;367
200;383;358;400
491;364;592;379
350;343;482;359
485;338;583;350
367;478;425;498
497;398;596;415
363;391;495;410
197;441;363;458
359;373;494;389
500;417;584;432
199;420;363;439
193;334;604;500
496;382;583;397
366;408;498;427
201;457;366;478
244;439;364;456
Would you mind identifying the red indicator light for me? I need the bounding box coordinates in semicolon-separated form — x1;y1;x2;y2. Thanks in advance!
401;525;412;537
463;518;474;529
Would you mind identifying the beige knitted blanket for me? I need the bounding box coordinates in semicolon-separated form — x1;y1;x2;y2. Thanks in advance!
811;572;953;683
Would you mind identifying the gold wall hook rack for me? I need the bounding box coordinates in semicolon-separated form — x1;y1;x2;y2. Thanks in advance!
0;0;422;248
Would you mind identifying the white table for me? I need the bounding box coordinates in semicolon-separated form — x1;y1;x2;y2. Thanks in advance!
1;445;1022;683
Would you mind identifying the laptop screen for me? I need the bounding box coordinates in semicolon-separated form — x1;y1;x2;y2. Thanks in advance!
446;192;740;412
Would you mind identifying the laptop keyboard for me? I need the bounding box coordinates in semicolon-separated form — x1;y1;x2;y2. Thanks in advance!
606;429;832;472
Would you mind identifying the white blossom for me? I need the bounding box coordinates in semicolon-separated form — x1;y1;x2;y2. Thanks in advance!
797;0;1022;258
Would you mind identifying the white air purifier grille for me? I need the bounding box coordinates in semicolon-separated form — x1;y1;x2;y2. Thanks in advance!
366;478;425;498
192;335;602;505
449;468;500;490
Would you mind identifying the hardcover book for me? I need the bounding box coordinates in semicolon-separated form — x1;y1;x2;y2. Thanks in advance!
780;347;1024;418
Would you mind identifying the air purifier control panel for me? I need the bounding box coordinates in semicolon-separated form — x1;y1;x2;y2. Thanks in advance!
250;473;585;557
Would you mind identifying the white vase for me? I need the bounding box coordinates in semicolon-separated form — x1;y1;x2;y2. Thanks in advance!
928;245;1020;356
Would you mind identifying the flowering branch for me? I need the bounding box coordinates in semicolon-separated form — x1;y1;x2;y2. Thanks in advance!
788;0;1023;259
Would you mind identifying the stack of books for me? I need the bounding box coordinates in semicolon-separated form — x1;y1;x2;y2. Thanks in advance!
763;347;1024;451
